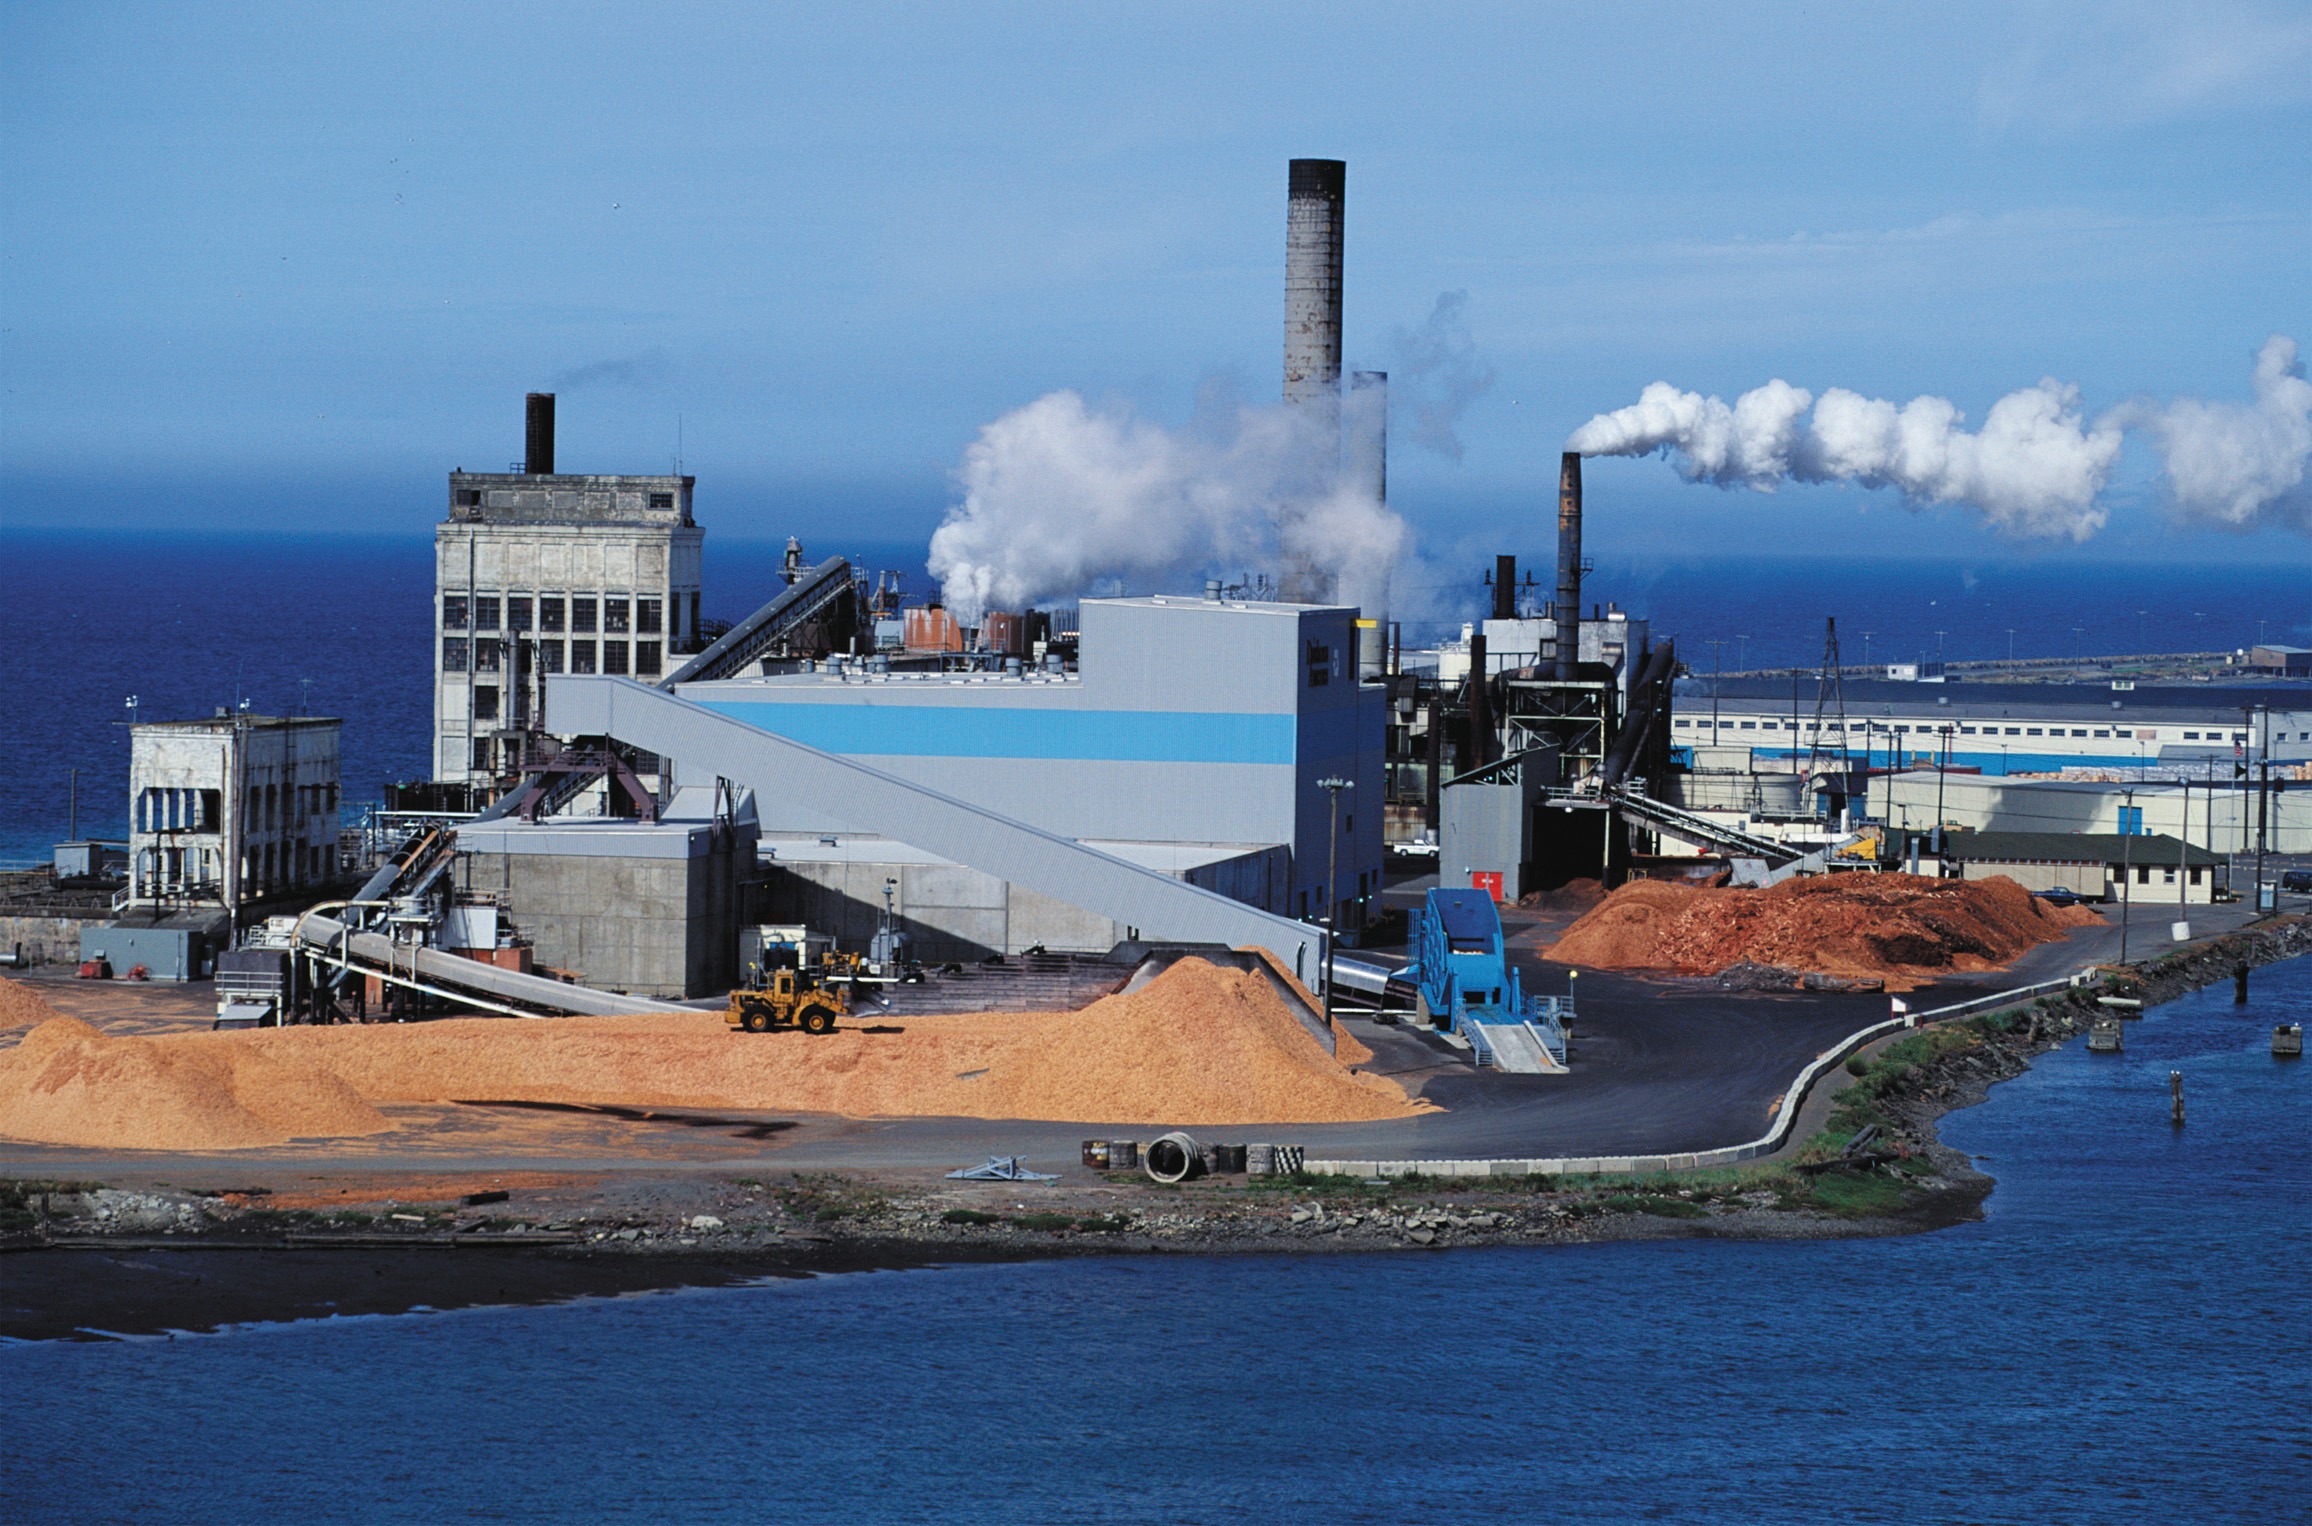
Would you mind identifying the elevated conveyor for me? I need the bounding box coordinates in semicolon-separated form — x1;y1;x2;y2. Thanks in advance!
1605;786;1805;865
660;557;855;687
294;911;691;1018
544;675;1331;988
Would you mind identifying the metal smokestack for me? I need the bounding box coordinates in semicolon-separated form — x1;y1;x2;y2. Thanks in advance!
1492;555;1516;622
1556;452;1583;681
1351;369;1389;677
525;393;556;476
1284;159;1345;417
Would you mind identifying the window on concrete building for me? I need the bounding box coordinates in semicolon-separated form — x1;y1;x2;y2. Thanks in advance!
2005;727;2022;735
540;596;565;633
473;738;492;772
508;596;533;632
473;596;501;632
2232;732;2246;742
2027;728;2044;736
2072;728;2088;737
2190;868;2203;885
474;686;499;722
572;598;598;634
455;488;482;507
1960;726;1978;734
2137;864;2151;884
442;595;469;631
1739;721;1756;730
539;640;565;674
2094;728;2111;738
1306;640;1330;687
2184;731;2200;740
441;637;468;672
474;639;502;673
571;640;597;674
200;790;220;830
605;598;631;634
648;491;675;509
603;640;629;676
637;597;662;634
630;750;660;774
635;641;661;676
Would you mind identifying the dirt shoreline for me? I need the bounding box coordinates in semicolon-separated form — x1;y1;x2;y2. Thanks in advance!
6;915;2302;1341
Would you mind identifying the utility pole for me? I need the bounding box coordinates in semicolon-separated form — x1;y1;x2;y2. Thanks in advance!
1860;631;1874;668
2256;704;2271;912
1318;775;1353;1022
2119;788;2136;965
2177;776;2191;932
1934;725;1950;855
67;768;79;841
2006;628;2016;664
1706;639;1725;744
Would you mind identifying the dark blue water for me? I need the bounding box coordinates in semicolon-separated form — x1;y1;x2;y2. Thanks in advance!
5;532;2307;865
5;958;2307;1522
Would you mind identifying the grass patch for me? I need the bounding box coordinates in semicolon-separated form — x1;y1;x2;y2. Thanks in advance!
1073;1213;1132;1233
1603;1193;1707;1219
1010;1212;1079;1233
1803;1170;1911;1218
941;1208;1001;1226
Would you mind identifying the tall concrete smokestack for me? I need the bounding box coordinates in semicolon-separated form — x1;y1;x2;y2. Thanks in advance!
1555;452;1583;681
1284;159;1345;417
525;392;556;476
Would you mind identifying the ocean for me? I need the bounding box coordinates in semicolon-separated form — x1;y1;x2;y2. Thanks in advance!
3;529;2308;866
3;953;2307;1521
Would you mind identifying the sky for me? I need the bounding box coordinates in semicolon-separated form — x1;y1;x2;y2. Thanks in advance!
4;1;2310;571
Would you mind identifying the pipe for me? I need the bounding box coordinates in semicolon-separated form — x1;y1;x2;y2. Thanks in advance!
1350;368;1390;675
525;392;556;475
1556;452;1583;681
1284;159;1345;416
1493;555;1516;622
1144;1131;1205;1184
1467;632;1491;769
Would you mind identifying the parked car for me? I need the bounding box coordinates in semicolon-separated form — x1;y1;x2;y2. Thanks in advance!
1390;836;1440;860
2033;886;2087;908
2282;869;2312;894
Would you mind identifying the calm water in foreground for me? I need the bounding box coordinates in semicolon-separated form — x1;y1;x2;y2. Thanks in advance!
4;959;2309;1522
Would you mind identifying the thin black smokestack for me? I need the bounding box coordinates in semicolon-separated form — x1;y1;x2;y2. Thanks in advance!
525;393;556;475
1556;451;1583;681
1493;554;1516;622
1284;159;1345;415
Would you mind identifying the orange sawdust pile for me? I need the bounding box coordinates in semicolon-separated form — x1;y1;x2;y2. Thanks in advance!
1544;873;2100;990
0;959;1427;1151
0;1016;392;1150
0;977;67;1036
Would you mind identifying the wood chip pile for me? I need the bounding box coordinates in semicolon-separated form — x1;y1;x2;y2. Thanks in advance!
1544;872;2101;990
0;958;1428;1153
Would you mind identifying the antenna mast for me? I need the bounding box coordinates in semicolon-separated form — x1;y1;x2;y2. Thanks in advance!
1807;617;1852;777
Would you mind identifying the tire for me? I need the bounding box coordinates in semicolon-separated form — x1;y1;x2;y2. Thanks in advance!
741;1005;774;1034
799;1003;837;1036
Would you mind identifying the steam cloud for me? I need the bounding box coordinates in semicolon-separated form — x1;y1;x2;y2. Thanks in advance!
1388;291;1495;463
1569;336;2312;538
929;388;1407;623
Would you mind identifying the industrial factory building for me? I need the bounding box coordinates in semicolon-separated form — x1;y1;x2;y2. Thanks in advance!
433;393;704;797
1671;676;2312;777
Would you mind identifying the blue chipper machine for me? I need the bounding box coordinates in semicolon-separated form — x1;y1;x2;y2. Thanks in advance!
1395;887;1570;1074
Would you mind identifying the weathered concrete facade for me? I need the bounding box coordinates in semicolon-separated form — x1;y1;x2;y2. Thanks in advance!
435;473;704;791
128;715;341;914
451;788;755;998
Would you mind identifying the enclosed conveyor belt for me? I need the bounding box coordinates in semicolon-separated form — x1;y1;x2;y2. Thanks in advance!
294;911;691;1018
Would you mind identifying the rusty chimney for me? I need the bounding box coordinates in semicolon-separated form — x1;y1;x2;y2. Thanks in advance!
525;392;556;476
1284;159;1345;419
1556;452;1583;681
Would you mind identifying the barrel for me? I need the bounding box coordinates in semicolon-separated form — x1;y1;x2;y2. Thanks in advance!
1272;1145;1305;1176
1107;1139;1140;1170
1081;1140;1111;1170
1246;1143;1277;1177
1209;1143;1247;1174
1144;1131;1203;1184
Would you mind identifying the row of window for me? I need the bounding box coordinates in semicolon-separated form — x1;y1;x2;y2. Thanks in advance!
135;782;338;834
443;594;665;636
1676;717;2248;742
442;638;662;678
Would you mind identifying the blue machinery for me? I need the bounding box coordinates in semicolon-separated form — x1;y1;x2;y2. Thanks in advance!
1400;888;1569;1074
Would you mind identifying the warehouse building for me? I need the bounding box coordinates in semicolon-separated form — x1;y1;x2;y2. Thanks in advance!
1935;830;2221;904
663;593;1385;957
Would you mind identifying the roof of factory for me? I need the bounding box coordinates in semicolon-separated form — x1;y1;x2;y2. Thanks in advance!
1672;677;2310;721
1942;830;2219;867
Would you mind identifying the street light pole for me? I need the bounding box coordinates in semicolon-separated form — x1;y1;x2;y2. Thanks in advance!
1318;775;1353;1023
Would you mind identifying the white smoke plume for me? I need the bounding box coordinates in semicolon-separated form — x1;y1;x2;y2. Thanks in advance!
928;388;1407;623
1568;376;2122;540
2119;334;2312;530
1388;291;1496;463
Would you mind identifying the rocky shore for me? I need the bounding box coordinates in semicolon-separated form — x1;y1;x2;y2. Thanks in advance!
5;914;2301;1340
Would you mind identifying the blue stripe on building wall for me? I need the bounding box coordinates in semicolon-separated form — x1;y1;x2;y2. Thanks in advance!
700;701;1298;764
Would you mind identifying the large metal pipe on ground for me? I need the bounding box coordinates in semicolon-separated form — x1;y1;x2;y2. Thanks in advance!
1556;452;1583;681
1144;1131;1204;1184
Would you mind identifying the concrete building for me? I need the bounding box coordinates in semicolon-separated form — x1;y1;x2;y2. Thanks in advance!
1672;676;2312;778
451;785;757;998
435;394;704;795
127;713;342;913
2250;644;2312;678
1937;830;2221;904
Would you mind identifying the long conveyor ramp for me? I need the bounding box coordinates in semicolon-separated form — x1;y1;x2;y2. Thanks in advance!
294;910;692;1018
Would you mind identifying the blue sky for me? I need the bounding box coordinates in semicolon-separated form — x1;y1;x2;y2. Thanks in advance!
4;1;2309;565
